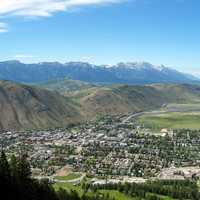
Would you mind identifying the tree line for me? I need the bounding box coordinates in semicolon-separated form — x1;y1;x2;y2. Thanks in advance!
88;179;200;200
0;150;113;200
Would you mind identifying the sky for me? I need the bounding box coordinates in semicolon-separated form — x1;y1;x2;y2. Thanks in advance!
0;0;200;76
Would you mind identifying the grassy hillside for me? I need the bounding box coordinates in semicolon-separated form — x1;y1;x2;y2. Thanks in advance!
69;84;200;119
39;77;96;94
76;85;167;118
151;84;200;103
2;80;200;130
0;80;82;130
32;81;200;127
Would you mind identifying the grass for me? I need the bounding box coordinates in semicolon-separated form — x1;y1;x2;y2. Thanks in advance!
139;112;200;130
99;190;138;200
54;182;84;195
54;183;175;200
54;180;175;200
53;175;137;199
54;183;138;200
54;173;82;181
53;177;92;195
100;191;175;200
163;103;200;112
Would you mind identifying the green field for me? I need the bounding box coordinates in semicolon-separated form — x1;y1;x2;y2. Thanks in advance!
54;183;135;199
139;112;200;130
54;182;175;200
54;182;84;194
54;178;175;200
163;103;200;112
99;190;174;200
54;173;82;181
99;190;139;200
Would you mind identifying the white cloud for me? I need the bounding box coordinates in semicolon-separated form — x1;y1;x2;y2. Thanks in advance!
0;22;8;33
80;55;96;63
183;69;200;78
0;0;125;17
14;54;35;59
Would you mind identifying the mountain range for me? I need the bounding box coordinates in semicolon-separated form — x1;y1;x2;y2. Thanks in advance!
0;60;198;84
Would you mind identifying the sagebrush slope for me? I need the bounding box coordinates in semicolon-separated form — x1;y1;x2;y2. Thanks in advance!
0;80;82;130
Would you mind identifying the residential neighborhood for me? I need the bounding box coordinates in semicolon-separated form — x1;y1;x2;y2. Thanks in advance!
1;114;200;184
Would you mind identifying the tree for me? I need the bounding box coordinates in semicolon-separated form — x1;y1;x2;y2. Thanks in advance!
16;153;31;182
9;154;18;178
0;150;13;199
0;150;11;185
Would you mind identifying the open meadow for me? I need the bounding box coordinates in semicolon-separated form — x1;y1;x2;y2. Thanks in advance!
138;111;200;130
137;103;200;130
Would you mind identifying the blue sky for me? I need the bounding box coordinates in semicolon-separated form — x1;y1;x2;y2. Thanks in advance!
0;0;200;75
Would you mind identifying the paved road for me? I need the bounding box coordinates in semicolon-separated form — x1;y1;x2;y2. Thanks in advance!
122;112;145;123
53;173;86;185
34;173;86;185
122;110;169;123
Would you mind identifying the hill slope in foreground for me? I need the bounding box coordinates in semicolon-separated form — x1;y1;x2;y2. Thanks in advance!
0;80;81;130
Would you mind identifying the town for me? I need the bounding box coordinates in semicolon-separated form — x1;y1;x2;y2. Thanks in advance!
1;114;200;184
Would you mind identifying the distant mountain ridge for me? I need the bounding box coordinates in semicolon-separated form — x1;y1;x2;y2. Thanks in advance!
0;60;198;84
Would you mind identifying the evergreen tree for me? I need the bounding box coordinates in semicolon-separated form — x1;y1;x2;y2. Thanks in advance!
0;150;12;198
0;150;11;185
9;154;18;178
16;153;31;182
